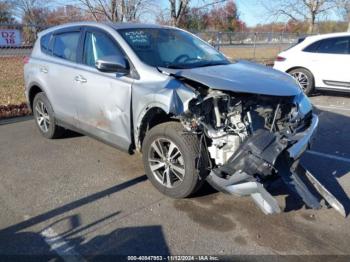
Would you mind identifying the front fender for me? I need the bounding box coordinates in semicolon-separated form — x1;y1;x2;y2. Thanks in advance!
132;77;197;150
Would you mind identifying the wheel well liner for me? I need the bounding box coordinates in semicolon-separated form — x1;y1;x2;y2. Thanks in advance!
28;85;43;110
138;107;177;151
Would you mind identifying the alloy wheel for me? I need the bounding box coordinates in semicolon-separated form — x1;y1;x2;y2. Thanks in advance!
35;100;50;133
291;71;309;91
148;138;185;188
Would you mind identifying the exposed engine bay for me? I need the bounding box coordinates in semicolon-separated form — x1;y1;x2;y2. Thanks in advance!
177;86;345;216
181;89;311;168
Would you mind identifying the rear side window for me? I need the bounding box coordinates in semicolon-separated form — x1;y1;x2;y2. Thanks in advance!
298;37;306;44
318;37;350;54
304;37;350;54
303;41;321;53
52;32;80;62
40;33;52;54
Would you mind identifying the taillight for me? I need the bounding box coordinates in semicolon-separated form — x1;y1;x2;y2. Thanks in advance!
23;56;30;64
275;56;286;62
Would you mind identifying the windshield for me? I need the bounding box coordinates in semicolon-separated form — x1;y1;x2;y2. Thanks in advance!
118;28;230;69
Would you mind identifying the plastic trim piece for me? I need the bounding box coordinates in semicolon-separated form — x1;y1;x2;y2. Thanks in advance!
287;114;318;159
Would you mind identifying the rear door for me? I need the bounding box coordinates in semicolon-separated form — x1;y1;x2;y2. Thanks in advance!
73;27;134;151
45;27;83;125
305;36;350;89
27;32;53;101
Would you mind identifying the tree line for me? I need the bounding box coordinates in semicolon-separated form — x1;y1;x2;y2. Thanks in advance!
0;0;349;33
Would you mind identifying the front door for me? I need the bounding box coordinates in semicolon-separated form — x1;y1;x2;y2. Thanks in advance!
74;28;134;151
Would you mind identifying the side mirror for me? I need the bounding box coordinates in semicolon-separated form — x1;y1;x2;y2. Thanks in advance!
95;55;129;74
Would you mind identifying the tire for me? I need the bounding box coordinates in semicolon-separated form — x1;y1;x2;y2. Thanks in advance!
142;122;206;198
33;92;65;139
289;68;315;96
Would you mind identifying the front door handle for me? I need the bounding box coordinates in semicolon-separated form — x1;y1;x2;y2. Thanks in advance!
74;75;87;83
40;67;48;73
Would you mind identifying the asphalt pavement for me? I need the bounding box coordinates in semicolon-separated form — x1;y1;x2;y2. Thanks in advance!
0;93;350;260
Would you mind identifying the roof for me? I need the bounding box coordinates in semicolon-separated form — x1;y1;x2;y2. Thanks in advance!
306;32;350;41
106;22;172;30
38;21;174;36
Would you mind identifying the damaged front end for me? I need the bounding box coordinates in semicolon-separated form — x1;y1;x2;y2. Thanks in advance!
178;85;345;216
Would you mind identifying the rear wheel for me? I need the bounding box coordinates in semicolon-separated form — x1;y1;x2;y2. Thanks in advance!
142;122;206;198
289;68;314;96
33;92;64;139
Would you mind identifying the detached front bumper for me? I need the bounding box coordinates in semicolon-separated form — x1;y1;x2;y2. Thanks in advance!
207;113;346;216
287;113;319;159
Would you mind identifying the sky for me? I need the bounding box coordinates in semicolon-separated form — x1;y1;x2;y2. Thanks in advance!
58;0;342;27
235;0;267;26
156;0;285;27
166;0;342;27
232;0;342;26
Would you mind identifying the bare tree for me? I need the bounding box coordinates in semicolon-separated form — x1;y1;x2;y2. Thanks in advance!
8;0;47;24
0;2;15;23
167;0;228;26
334;0;350;31
77;0;154;22
6;0;49;44
260;0;336;33
168;0;190;26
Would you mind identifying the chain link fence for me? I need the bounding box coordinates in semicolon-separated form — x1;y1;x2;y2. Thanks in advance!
196;31;302;46
195;31;309;63
0;23;309;61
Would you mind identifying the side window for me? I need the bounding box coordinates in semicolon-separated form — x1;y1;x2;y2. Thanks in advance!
40;33;52;55
304;37;350;54
318;37;350;54
83;31;124;67
303;40;321;53
52;32;80;62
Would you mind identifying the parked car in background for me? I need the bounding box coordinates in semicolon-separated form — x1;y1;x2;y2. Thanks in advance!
24;22;344;216
274;32;350;95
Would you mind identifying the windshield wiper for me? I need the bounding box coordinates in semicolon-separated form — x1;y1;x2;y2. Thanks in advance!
164;65;187;69
164;60;229;70
194;61;229;68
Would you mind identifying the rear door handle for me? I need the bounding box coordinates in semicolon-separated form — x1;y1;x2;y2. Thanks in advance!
40;67;48;73
74;75;87;83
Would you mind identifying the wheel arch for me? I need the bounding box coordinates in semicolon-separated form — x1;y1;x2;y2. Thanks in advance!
28;84;44;110
136;106;178;152
286;66;315;80
286;66;316;93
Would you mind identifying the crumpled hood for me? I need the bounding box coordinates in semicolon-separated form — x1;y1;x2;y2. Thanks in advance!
159;60;301;97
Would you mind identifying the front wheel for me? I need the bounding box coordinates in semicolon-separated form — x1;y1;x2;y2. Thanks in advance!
289;68;314;96
142;122;206;198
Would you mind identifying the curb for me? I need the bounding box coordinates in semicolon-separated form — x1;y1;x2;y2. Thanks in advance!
0;115;33;126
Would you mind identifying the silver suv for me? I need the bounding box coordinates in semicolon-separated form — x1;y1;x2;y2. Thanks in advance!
24;22;344;216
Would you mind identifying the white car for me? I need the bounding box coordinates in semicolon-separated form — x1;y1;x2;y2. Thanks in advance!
274;32;350;95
